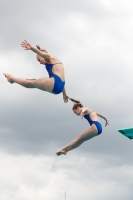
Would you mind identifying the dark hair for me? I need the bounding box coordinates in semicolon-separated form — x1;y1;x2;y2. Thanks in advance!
68;97;83;110
36;45;48;53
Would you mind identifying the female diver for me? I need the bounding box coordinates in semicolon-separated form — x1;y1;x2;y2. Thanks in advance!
4;40;68;103
56;98;109;155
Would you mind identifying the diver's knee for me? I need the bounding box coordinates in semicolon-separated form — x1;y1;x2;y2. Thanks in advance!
25;80;36;88
76;135;82;142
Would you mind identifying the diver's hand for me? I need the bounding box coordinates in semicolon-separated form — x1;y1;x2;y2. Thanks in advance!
63;95;68;103
105;119;109;127
21;40;32;50
80;111;85;119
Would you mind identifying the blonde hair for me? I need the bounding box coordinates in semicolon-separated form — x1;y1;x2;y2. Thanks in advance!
36;45;48;53
68;97;83;110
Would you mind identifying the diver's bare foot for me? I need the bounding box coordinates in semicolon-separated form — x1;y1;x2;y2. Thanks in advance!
4;73;14;84
56;149;68;156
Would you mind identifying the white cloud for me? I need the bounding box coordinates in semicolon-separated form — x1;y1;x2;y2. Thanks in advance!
0;152;133;200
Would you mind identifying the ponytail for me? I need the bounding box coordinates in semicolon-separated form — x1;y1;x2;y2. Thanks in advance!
36;45;41;50
68;97;83;110
36;45;48;53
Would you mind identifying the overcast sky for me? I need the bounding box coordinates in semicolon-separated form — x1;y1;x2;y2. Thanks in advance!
0;0;133;199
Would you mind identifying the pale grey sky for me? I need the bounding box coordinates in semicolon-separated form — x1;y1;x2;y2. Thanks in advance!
0;0;133;199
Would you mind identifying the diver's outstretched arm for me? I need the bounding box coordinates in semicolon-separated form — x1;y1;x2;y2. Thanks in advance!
21;40;50;61
95;112;109;127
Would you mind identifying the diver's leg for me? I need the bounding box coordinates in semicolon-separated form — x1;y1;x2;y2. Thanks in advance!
4;73;54;92
56;125;98;156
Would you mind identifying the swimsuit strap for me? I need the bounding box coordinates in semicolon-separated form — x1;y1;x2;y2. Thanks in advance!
88;110;94;115
45;61;62;65
53;62;62;65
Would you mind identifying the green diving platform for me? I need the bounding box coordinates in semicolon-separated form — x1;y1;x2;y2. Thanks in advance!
118;127;133;140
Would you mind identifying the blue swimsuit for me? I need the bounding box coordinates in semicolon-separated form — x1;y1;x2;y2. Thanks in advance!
84;111;102;134
45;62;65;94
